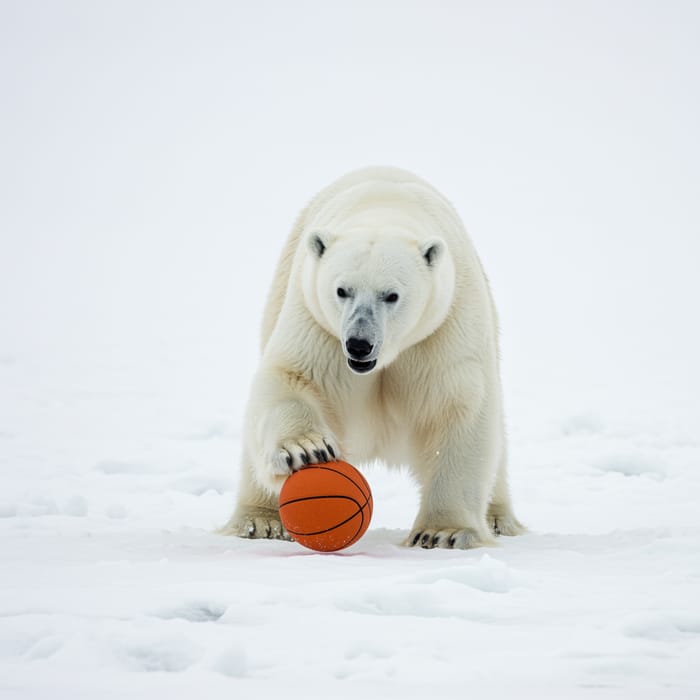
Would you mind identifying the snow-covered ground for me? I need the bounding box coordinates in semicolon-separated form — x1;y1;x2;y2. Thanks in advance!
2;2;699;698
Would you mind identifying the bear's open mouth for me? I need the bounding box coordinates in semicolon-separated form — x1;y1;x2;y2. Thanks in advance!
347;358;377;374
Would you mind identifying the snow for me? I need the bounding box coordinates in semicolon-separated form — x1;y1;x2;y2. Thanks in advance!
2;1;700;698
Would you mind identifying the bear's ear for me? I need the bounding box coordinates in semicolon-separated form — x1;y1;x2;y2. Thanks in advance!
420;237;445;268
308;230;331;259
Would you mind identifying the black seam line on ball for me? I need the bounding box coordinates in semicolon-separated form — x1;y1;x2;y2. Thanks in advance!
346;498;366;548
279;493;360;509
306;465;371;507
281;495;369;536
325;495;367;549
286;464;372;512
279;489;372;513
348;466;371;494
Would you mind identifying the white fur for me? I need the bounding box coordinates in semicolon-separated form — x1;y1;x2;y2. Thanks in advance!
221;167;524;548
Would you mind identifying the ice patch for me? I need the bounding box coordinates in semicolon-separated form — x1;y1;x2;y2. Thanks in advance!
594;453;668;480
153;600;226;623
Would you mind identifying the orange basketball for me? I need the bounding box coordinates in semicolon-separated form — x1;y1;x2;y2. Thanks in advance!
278;460;373;552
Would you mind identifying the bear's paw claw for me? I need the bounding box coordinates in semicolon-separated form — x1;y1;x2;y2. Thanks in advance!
404;527;483;550
486;507;527;537
273;433;340;474
221;508;292;541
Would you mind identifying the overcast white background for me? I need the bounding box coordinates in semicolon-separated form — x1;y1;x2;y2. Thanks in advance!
1;2;699;698
3;0;699;424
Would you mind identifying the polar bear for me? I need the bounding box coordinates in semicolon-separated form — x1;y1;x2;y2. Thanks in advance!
222;167;524;548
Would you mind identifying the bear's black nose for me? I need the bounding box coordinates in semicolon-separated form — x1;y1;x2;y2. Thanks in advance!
346;337;373;359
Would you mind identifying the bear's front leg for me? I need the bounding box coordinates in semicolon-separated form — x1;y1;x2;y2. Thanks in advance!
405;408;501;550
254;389;340;490
265;399;338;476
223;367;340;540
250;367;340;488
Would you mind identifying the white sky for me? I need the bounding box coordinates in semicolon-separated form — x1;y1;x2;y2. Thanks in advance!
1;0;699;429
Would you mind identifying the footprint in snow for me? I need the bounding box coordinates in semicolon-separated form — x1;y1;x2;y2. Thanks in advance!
153;601;226;623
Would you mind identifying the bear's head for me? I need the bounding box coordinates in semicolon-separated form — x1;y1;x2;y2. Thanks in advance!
301;229;456;374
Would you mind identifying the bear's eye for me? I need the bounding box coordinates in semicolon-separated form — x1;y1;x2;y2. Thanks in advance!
384;292;399;303
337;287;348;299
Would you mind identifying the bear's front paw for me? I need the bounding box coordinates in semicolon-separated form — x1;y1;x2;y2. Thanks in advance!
271;433;339;475
404;527;484;550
